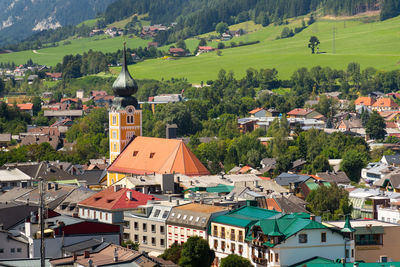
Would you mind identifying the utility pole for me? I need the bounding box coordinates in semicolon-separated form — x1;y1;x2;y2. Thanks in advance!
39;179;45;267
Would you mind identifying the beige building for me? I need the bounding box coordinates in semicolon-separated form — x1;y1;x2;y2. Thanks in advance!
326;219;400;262
124;201;178;255
166;203;229;247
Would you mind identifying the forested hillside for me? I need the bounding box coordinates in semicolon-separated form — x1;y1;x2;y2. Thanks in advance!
0;0;117;46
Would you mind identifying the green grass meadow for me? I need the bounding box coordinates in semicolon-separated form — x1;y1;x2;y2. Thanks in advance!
1;15;400;83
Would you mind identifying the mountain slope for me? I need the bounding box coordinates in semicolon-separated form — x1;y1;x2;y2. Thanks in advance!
0;0;117;46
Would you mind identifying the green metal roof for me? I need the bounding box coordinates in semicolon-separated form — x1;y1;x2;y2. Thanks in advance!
184;184;234;193
211;206;279;228
280;212;310;219
341;215;356;233
252;217;327;247
268;219;283;237
289;256;335;267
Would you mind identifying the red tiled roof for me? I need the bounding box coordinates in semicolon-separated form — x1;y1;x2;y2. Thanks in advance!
249;107;264;114
108;136;210;176
386;122;398;129
287;108;314;116
61;98;79;103
169;48;185;53
16;103;33;110
372;98;399;108
354;96;375;106
239;165;252;174
199;46;215;51
79;186;159;210
45;72;62;78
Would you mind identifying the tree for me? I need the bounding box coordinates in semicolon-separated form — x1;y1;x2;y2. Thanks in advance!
220;254;253;267
32;96;42;116
312;154;331;173
366;111;386;140
216;22;229;35
340;149;368;182
176;39;187;50
217;42;225;49
160;243;183;264
308;36;320;54
198;38;207;46
306;183;353;220
178;236;215;267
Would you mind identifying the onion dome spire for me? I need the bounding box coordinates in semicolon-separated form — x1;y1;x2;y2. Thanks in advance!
112;42;138;97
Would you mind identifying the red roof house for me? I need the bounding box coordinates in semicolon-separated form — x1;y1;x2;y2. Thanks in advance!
354;96;375;107
286;108;322;119
198;46;215;52
372;97;399;111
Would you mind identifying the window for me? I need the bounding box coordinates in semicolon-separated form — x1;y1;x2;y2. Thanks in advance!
113;143;117;151
201;217;206;223
238;245;243;255
150;152;155;158
270;253;273;262
221;227;225;238
355;234;383;246
133;151;139;157
123;233;130;240
160;239;165;246
299;234;308;243
238;231;244;242
230;230;235;241
345;249;349;258
189;216;193;221
0;249;3;253
143;223;147;232
152;237;156;246
160;226;165;233
112;131;117;139
213;225;218;237
100;212;102;220
154;209;161;217
321;232;326;243
134;222;139;230
151;224;156;233
143;236;147;244
351;249;354;258
275;253;279;262
105;213;108;220
162;211;169;218
134;235;139;242
183;215;187;220
381;217;385;221
231;243;235;252
11;248;15;253
214;240;218;249
195;217;200;222
112;115;116;125
177;214;181;219
221;241;225;251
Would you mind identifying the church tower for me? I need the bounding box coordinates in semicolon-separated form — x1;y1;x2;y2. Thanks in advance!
109;44;142;163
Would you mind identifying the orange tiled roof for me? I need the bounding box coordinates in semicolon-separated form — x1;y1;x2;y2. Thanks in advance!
266;198;282;212
372;98;399;108
108;136;210;176
239;165;252;174
16;103;33;110
354;96;375;106
78;186;158;210
386;122;398;129
249;107;264;114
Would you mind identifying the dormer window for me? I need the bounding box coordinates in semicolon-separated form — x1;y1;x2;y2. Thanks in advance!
95;197;102;201
107;199;114;203
133;151;138;157
150;152;155;158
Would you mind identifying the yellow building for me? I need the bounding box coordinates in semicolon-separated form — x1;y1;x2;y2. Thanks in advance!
108;44;142;164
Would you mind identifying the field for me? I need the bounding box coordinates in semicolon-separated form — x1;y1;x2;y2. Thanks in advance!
1;15;400;83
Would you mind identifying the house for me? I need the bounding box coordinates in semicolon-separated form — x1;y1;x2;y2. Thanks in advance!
20;134;60;150
374;172;400;193
0;133;12;148
315;171;351;185
337;118;363;132
124;201;176;254
15;103;34;116
44;110;83;120
209;204;280;266
221;33;231;41
106;136;210;186
147;42;159;48
50;243;178;267
249;108;267;118
90;90;108;97
45;72;62;80
166;203;229;247
78;185;159;224
0;168;33;190
198;46;215;53
55;187;96;216
27;75;38;84
113;173;176;195
0;230;29;259
377;201;400;223
381;154;400;166
246;215;355;266
372;97;399;112
274;173;311;189
326;219;400;262
361;162;395;183
286;108;322;119
21;214;120;259
260;158;277;174
169;47;186;57
354;96;375;110
265;195;309;214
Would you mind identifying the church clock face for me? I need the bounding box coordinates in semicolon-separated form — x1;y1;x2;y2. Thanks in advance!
126;105;135;114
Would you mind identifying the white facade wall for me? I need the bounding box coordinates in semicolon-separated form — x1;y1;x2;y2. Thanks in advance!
166;225;206;247
274;229;353;267
78;207;116;224
377;206;400;223
209;236;249;263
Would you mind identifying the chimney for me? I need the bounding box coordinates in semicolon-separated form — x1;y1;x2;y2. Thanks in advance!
175;199;180;206
310;214;316;221
54;183;59;190
114;248;118;262
126;191;132;200
84;250;90;258
48;183;52;190
166;124;177;139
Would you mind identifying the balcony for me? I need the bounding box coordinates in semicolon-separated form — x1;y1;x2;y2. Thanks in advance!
252;256;268;266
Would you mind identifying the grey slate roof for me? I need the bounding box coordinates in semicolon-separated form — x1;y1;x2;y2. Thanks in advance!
316;171;351;184
1;162;77;181
0;203;38;230
62;238;108;255
274;173;311;186
382;155;400;165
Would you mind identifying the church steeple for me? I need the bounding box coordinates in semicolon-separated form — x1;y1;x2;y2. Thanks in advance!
112;42;138;97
